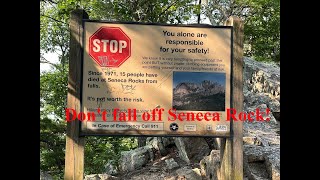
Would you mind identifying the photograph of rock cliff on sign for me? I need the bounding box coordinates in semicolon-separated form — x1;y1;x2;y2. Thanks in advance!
172;71;226;111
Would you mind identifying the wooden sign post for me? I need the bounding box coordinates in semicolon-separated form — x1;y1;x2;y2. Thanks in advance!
64;9;88;180
64;9;243;180
220;17;244;180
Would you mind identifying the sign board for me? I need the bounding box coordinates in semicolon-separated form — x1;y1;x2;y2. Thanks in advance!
81;21;232;136
89;27;131;67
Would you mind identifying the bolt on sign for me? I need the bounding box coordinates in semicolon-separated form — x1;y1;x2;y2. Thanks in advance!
81;21;233;137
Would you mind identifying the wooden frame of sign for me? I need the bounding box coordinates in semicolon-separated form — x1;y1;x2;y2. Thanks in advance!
64;9;243;180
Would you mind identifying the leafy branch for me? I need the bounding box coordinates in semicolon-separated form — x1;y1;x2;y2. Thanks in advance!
41;14;68;25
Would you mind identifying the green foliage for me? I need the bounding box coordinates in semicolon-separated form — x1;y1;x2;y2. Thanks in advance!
40;117;66;180
202;0;280;62
85;137;137;175
40;66;67;179
243;0;280;62
40;64;68;119
40;64;138;177
86;0;198;23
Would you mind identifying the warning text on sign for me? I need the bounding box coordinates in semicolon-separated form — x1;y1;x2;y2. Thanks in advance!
89;122;164;130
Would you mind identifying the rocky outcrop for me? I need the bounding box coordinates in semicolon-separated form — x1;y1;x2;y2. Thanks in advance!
146;137;175;156
175;167;202;180
200;150;221;180
174;137;210;164
243;57;280;180
243;57;280;115
40;171;53;180
244;145;280;180
173;81;225;97
104;160;119;175
173;80;225;109
119;145;154;172
84;174;119;180
165;158;179;170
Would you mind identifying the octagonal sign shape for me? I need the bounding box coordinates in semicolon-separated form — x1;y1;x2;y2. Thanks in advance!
89;27;131;67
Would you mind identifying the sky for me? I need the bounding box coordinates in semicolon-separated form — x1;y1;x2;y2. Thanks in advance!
173;72;226;87
40;52;60;72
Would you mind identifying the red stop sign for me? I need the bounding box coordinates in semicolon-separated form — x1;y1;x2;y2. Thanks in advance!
89;27;131;67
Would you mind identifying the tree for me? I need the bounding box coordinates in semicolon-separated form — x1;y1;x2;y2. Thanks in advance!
40;117;66;179
202;0;280;62
40;65;68;179
244;0;280;62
